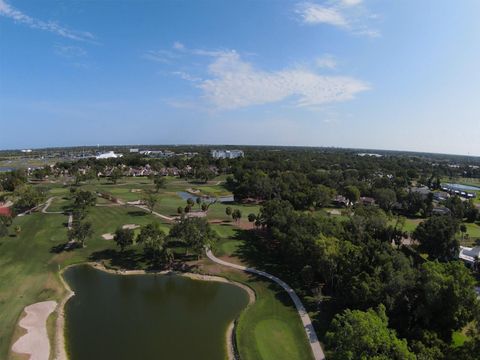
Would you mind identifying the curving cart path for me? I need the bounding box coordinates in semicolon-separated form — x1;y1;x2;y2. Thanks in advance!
206;249;326;360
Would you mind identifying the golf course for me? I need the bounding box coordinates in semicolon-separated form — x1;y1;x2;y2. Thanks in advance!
0;176;315;360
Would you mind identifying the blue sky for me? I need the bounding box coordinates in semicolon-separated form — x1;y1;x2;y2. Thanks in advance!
1;0;479;155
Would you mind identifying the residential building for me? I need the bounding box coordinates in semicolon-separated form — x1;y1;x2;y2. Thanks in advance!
211;149;244;159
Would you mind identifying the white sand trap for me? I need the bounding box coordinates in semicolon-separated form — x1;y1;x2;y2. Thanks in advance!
102;233;114;240
102;224;139;240
12;300;57;360
130;189;142;193
186;211;206;218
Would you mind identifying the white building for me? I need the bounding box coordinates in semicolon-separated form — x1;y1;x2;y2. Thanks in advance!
459;246;480;266
96;151;123;159
211;149;244;159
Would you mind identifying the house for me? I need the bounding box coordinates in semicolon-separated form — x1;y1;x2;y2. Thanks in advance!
0;206;12;217
432;207;451;216
459;246;480;267
433;191;449;202
211;149;244;159
360;197;376;206
332;195;349;207
410;186;431;199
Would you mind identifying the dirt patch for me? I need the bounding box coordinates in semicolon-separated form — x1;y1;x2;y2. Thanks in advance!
234;220;254;230
327;209;341;216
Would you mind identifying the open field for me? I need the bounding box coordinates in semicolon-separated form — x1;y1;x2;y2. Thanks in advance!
0;176;309;360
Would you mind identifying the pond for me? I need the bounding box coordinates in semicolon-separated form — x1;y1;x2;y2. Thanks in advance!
63;265;249;360
177;191;234;203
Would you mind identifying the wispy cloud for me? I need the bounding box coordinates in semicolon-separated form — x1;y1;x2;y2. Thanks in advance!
142;49;179;63
54;44;87;58
316;54;337;69
0;0;95;42
198;51;368;110
296;1;379;37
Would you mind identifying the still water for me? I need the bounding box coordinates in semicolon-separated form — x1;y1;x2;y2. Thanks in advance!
177;191;234;203
64;265;249;360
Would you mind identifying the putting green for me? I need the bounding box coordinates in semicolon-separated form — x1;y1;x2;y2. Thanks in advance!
254;318;307;359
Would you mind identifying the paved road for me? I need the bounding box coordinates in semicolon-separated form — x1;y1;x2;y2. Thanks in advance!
206;249;326;360
133;204;175;221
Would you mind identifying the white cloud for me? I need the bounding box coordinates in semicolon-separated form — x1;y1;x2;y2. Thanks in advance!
297;3;348;27
0;0;95;42
173;41;185;50
296;1;379;37
341;0;362;6
316;54;337;69
197;51;369;110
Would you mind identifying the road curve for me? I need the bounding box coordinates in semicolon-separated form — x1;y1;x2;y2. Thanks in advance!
206;249;326;360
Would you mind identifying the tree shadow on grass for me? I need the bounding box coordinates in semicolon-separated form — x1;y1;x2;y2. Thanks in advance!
89;248;142;270
50;242;80;253
127;211;147;217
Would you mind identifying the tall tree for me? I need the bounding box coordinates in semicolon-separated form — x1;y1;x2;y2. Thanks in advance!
153;175;166;193
114;227;134;252
325;304;415;360
413;261;479;341
169;217;218;258
142;191;159;214
137;223;166;265
344;185;360;205
413;216;459;261
68;221;93;247
109;168;123;185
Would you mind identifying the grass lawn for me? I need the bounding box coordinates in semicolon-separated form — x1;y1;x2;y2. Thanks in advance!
458;222;480;246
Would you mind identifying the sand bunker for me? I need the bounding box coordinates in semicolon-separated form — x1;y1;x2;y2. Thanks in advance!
12;300;57;360
102;224;140;240
130;189;142;193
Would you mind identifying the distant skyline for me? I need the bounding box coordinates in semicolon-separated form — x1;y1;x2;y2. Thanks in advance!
1;0;479;156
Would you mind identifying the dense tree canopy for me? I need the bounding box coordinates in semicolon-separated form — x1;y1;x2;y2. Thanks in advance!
325;305;415;360
413;216;459;261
